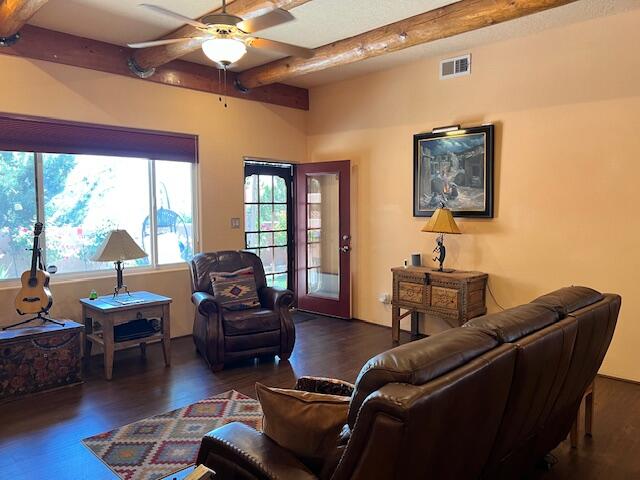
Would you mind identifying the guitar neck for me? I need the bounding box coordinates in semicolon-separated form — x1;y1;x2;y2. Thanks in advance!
30;235;40;279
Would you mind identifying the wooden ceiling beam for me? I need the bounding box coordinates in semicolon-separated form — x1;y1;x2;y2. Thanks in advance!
237;0;579;89
1;25;309;110
0;0;49;42
130;0;312;76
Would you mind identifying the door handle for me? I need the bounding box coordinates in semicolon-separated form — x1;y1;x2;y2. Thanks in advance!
340;245;351;253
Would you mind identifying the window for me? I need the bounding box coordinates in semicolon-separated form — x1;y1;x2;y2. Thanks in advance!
0;151;196;281
244;162;293;290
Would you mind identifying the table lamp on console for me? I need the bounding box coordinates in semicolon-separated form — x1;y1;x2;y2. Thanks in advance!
92;229;148;296
421;206;461;272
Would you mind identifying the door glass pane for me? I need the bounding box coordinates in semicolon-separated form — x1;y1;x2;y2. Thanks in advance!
260;204;273;231
246;232;259;248
259;232;273;247
306;174;340;300
245;204;258;232
274;176;287;203
259;175;272;203
274;246;287;273
273;204;287;230
274;231;287;246
0;152;37;280
260;247;274;274
154;160;194;264
245;175;258;203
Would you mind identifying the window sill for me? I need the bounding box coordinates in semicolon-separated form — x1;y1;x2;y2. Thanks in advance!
0;263;189;291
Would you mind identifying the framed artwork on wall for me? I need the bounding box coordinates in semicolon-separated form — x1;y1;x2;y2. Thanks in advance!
413;124;494;218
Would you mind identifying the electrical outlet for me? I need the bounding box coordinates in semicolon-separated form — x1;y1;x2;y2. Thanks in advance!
230;217;241;229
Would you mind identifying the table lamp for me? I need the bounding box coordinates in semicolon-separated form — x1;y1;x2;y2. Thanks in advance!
421;207;461;272
92;229;148;296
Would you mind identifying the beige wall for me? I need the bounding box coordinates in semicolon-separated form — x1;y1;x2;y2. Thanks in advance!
307;9;640;381
0;54;307;337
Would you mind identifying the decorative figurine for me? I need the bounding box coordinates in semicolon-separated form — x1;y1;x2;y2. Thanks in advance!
432;234;447;272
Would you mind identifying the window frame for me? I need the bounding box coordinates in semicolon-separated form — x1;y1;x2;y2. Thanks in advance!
0;152;199;286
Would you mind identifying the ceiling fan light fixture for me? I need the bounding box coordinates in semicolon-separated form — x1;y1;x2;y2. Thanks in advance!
202;38;247;66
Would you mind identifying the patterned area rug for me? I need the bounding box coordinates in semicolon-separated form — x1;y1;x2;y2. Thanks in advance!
83;390;262;480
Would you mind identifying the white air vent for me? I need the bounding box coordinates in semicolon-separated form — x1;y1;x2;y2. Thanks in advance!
440;54;471;79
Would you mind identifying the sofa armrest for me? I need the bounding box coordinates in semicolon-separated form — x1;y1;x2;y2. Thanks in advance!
259;286;294;310
192;292;222;316
196;422;317;480
295;376;355;397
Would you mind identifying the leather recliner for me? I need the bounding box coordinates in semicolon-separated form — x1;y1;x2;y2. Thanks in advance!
194;286;621;479
189;250;295;371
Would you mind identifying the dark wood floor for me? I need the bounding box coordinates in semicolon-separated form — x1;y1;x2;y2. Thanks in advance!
0;315;639;479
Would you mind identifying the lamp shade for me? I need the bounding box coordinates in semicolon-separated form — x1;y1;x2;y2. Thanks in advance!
421;207;461;235
92;230;148;262
202;38;247;66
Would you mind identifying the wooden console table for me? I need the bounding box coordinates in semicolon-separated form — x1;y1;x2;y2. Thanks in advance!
391;266;488;343
80;291;172;380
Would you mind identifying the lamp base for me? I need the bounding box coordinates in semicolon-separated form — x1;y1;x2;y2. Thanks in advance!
113;261;132;297
436;268;456;273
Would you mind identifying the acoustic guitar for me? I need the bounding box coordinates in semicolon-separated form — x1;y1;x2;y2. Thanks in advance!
15;222;53;316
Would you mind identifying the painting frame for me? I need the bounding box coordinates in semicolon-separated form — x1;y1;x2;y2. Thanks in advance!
413;124;494;218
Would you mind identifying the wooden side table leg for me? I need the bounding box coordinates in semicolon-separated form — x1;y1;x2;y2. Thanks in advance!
162;305;171;367
140;342;147;359
392;306;400;344
570;415;578;448
83;306;92;364
585;382;594;437
103;319;115;381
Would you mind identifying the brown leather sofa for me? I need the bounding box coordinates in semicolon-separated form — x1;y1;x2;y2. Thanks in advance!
195;286;621;479
189;251;295;371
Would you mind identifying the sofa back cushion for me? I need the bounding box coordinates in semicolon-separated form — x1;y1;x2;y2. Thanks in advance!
533;292;621;455
531;286;604;317
347;327;498;427
464;303;559;342
190;250;267;294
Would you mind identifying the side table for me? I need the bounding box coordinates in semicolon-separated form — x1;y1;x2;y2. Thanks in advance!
391;266;488;343
80;291;172;380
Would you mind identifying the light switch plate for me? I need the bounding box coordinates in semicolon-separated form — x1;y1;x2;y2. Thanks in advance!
230;217;241;229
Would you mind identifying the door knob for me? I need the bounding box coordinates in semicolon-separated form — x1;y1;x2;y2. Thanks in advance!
340;245;351;253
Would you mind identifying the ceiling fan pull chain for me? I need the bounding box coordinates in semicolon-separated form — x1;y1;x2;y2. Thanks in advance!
218;68;223;103
224;67;228;108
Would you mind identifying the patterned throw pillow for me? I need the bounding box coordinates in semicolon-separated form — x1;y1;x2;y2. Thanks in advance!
210;267;260;311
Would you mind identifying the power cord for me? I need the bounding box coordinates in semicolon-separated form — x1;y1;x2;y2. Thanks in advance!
486;279;506;311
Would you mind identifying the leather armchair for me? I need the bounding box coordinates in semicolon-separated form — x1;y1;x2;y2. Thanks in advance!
194;286;621;479
189;250;295;371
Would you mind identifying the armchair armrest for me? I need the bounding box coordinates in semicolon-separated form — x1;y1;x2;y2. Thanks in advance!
295;376;355;397
192;292;223;316
196;422;317;480
259;286;294;310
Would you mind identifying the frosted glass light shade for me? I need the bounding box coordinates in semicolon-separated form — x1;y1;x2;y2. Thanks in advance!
92;229;148;262
202;38;247;65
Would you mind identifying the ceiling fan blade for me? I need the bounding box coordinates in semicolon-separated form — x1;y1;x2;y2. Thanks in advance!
237;9;294;33
250;37;314;59
140;4;209;29
128;37;205;49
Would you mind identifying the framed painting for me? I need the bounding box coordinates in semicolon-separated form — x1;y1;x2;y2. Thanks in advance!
413;124;494;218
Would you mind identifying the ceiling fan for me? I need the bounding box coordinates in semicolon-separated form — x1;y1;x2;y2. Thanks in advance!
128;0;314;68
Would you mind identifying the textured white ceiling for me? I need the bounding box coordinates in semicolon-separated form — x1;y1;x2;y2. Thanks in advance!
27;0;640;88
